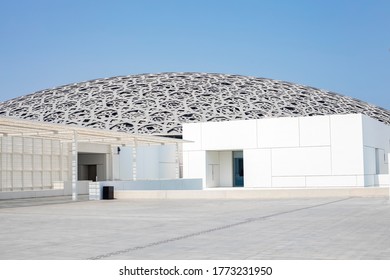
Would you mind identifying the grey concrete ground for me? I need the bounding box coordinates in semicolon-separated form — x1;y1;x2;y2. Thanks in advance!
0;196;390;260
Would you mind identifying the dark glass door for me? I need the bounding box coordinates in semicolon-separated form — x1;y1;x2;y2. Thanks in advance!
233;151;244;187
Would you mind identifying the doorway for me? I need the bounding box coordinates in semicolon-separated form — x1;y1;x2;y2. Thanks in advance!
87;165;97;181
78;153;107;181
233;151;244;187
79;164;98;181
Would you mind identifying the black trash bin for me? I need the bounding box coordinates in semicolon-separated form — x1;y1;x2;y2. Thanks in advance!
102;186;114;199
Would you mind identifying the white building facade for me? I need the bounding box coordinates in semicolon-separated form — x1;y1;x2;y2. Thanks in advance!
183;114;390;189
0;117;188;199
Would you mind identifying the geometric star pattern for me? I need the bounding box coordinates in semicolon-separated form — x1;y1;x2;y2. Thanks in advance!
0;72;389;135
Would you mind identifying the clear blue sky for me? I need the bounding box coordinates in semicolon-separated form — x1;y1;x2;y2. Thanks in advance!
0;0;389;108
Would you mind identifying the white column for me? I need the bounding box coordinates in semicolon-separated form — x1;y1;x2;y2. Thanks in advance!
388;153;390;202
71;131;78;201
132;141;137;181
175;143;180;179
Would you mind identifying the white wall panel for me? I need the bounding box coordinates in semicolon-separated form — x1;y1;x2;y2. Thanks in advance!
182;151;189;178
23;171;32;187
137;145;159;179
244;149;272;187
23;154;33;170
206;151;219;164
78;143;111;154
364;175;375;186
219;151;233;187
363;146;376;175
355;175;365;187
202;120;257;150
272;176;306;188
43;155;51;170
159;145;176;161
330;114;364;175
52;155;60;170
23;138;33;154
206;151;220;187
362;115;390;150
306;176;357;187
42;171;51;186
33;155;42;170
183;151;206;187
362;115;390;175
52;171;60;182
299;115;330;147
33;138;42;154
159;163;176;179
52;141;61;155
257;117;299;148
376;149;386;174
118;146;133;180
375;174;389;186
12;171;23;189
158;145;176;179
43;139;52;154
33;171;42;187
12;154;22;170
13;137;23;153
272;147;331;176
182;123;202;151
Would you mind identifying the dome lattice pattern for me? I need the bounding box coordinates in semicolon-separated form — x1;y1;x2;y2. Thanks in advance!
0;72;389;135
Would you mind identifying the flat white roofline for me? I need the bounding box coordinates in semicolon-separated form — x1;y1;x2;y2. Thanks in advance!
0;116;188;146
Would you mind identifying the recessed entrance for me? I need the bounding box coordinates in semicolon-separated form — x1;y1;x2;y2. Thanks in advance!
78;153;107;182
233;151;244;187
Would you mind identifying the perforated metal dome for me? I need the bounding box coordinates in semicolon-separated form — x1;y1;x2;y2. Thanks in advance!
0;72;389;135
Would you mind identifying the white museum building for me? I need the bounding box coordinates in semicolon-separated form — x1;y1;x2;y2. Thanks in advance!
183;114;390;189
0;73;389;199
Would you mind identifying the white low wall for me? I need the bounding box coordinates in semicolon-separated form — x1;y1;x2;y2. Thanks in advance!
101;178;202;191
376;174;390;186
115;187;390;200
0;180;90;200
89;178;203;200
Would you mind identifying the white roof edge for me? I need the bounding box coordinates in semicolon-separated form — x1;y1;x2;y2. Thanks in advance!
0;116;190;145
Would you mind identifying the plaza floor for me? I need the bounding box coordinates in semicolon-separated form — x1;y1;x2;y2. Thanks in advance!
0;196;390;260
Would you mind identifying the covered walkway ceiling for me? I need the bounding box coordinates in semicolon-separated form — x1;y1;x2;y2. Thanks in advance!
0;116;187;146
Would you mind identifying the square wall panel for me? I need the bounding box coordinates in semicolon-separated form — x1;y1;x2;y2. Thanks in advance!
305;176;357;187
23;155;33;170
52;141;61;155
201;120;257;150
206;151;220;187
257;117;299;148
12;137;23;153
363;146;376;175
12;154;23;170
299;115;331;147
330;114;364;175
182;123;202;151
182;151;189;178
23;171;33;187
183;151;206;183
219;151;233;187
23;138;33;154
272;176;306;188
362;115;390;149
244;149;272;187
272;146;332;176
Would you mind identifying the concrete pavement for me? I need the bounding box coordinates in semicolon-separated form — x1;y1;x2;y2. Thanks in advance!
0;196;389;259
